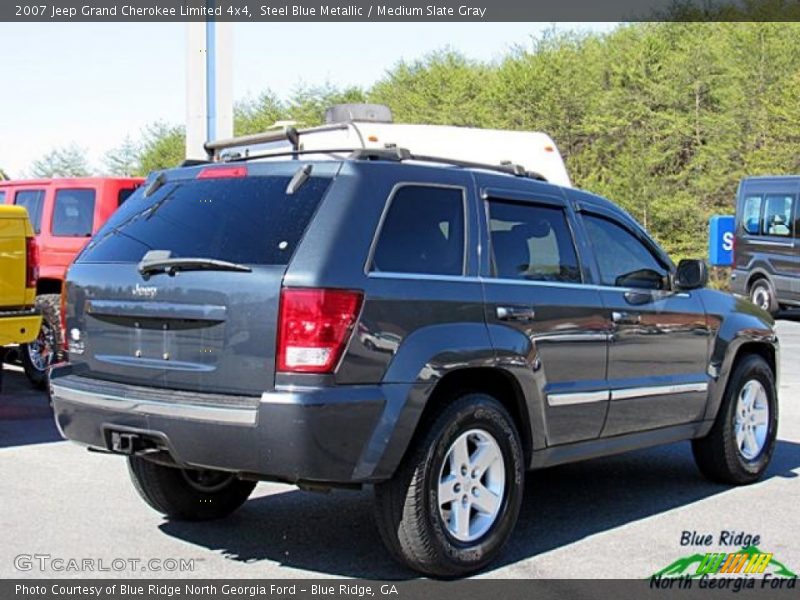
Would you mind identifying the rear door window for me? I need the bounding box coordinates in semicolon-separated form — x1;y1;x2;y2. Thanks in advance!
79;175;332;265
762;195;793;237
487;200;581;283
741;195;762;235
14;190;45;234
52;189;96;237
0;191;5;203
370;185;465;276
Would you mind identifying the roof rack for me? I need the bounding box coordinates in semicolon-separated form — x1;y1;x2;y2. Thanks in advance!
202;125;547;181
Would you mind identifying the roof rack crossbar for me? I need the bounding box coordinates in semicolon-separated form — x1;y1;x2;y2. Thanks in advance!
349;147;412;162
204;123;350;159
223;148;363;163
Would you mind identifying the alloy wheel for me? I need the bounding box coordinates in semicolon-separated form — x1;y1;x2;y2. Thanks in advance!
735;380;770;460
26;321;56;372
437;429;506;542
750;285;771;312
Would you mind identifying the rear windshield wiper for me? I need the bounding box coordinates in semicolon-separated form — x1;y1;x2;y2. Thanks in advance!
138;251;252;278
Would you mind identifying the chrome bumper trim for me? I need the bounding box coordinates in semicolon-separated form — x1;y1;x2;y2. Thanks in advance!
51;383;257;426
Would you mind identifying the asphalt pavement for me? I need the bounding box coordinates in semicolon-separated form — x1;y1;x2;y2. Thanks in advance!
2;317;799;580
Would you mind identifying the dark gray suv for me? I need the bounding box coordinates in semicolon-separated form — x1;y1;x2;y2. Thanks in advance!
51;152;779;577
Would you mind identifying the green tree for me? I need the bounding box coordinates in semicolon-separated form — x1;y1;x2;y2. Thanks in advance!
30;144;91;178
287;84;367;126
135;123;185;176
104;136;141;176
369;50;493;126
235;90;287;135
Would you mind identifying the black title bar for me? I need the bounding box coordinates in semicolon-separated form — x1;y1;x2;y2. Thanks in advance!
4;0;800;22
6;578;800;600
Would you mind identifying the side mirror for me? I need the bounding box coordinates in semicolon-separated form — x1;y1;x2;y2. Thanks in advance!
674;259;708;290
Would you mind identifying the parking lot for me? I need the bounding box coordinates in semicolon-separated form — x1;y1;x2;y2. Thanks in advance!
1;317;799;580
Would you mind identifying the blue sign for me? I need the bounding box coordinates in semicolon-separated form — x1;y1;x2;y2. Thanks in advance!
709;215;735;266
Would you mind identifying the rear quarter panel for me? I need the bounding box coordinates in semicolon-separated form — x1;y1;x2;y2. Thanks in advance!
284;161;486;385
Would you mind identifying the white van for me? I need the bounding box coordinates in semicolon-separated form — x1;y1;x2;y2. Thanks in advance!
206;104;572;187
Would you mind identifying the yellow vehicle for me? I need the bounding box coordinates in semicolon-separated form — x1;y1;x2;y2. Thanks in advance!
0;205;41;350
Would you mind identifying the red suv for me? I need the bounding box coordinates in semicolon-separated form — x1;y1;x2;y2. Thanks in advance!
0;177;143;387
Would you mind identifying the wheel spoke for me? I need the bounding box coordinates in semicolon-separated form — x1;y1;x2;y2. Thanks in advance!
471;483;501;515
470;442;499;476
438;474;460;506
744;429;759;456
752;405;769;427
449;436;470;474
741;384;754;410
755;385;768;407
451;500;471;539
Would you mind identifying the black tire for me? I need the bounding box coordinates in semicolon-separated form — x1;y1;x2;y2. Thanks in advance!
373;393;524;577
21;294;63;390
749;278;779;316
128;457;256;521
692;354;778;485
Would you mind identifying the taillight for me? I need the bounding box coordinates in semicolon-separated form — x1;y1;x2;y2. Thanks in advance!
25;237;38;288
197;166;248;179
277;288;363;373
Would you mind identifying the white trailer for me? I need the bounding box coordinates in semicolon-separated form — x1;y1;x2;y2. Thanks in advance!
205;104;571;187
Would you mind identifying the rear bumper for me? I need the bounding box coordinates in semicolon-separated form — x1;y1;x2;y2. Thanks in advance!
50;367;409;484
0;308;41;346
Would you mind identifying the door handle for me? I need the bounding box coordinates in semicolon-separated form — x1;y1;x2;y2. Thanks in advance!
623;290;654;306
612;311;641;325
496;306;536;322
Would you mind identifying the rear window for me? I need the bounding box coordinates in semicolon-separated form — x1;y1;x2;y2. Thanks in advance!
14;190;45;234
52;189;95;237
79;175;331;265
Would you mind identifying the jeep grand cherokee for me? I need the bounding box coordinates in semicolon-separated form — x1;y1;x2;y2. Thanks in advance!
50;152;779;577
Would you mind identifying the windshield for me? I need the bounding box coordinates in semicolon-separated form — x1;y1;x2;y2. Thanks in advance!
78;174;332;265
